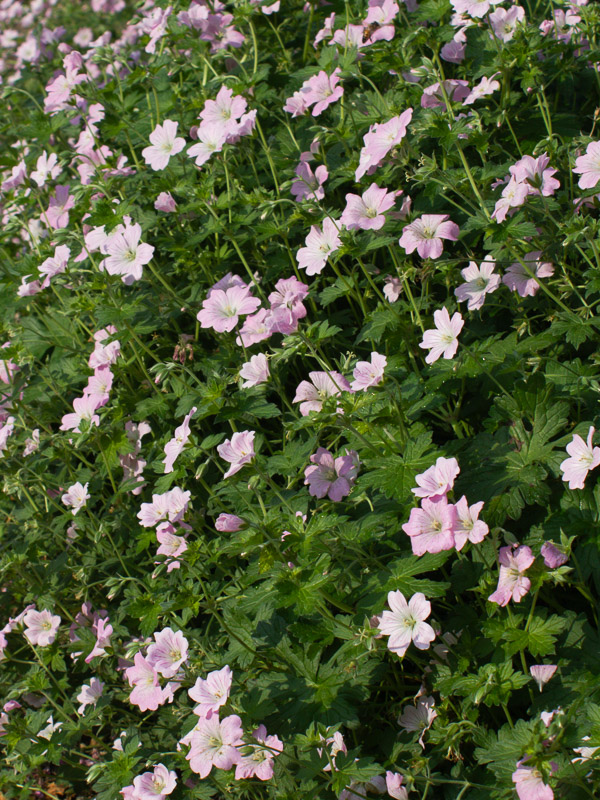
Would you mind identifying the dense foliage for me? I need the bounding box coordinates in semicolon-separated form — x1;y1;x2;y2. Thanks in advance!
1;0;600;798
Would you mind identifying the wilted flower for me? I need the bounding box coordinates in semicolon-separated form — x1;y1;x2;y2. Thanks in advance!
530;665;557;692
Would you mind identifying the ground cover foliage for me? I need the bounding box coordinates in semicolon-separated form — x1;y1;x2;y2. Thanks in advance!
1;0;600;798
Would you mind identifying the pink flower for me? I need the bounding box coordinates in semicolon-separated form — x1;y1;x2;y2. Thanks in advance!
239;354;269;387
163;407;196;473
510;154;560;197
492;176;530;223
189;665;233;718
421;80;469;109
61;482;90;515
573;141;600;189
236;309;272;347
402;496;456;555
384;276;402;302
133;764;177;800
530;665;557;692
283;90;310;117
412;456;460;499
197;286;261;333
60;395;101;433
126;653;166;712
156;522;188;571
235;725;283;780
76;678;104;714
540;542;568;568
86;617;113;662
452;496;489;550
102;223;155;284
84;366;113;408
386;772;408;800
419;308;464;364
440;39;466;63
559;426;600;489
399;214;459;259
454;256;500;310
267;276;309;334
304;447;359;501
187;714;244;777
217;430;256;478
38;244;70;288
355;110;413;181
138;489;191;527
187;122;228;166
44;185;75;230
502;252;554;298
301;68;344;117
142;120;186;170
147;628;189;678
488;545;535;606
399;695;437;747
350;352;387;391
340;183;395;231
31;151;61;187
489;6;526;42
463;73;500;105
450;0;503;18
378;590;436;657
291;161;328;202
215;513;245;532
155;192;177;212
200;86;247;136
23;609;61;647
512;761;553;800
296;217;342;276
293;371;350;416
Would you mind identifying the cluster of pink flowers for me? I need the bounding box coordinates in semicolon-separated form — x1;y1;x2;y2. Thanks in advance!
177;1;245;53
304;447;359;502
138;487;191;528
182;665;283;781
283;68;344;118
60;327;120;433
492;152;560;223
293;355;387;416
70;602;113;663
188;86;256;167
125;628;189;711
198;273;310;343
137;488;191;571
44;50;89;114
402;457;489;555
